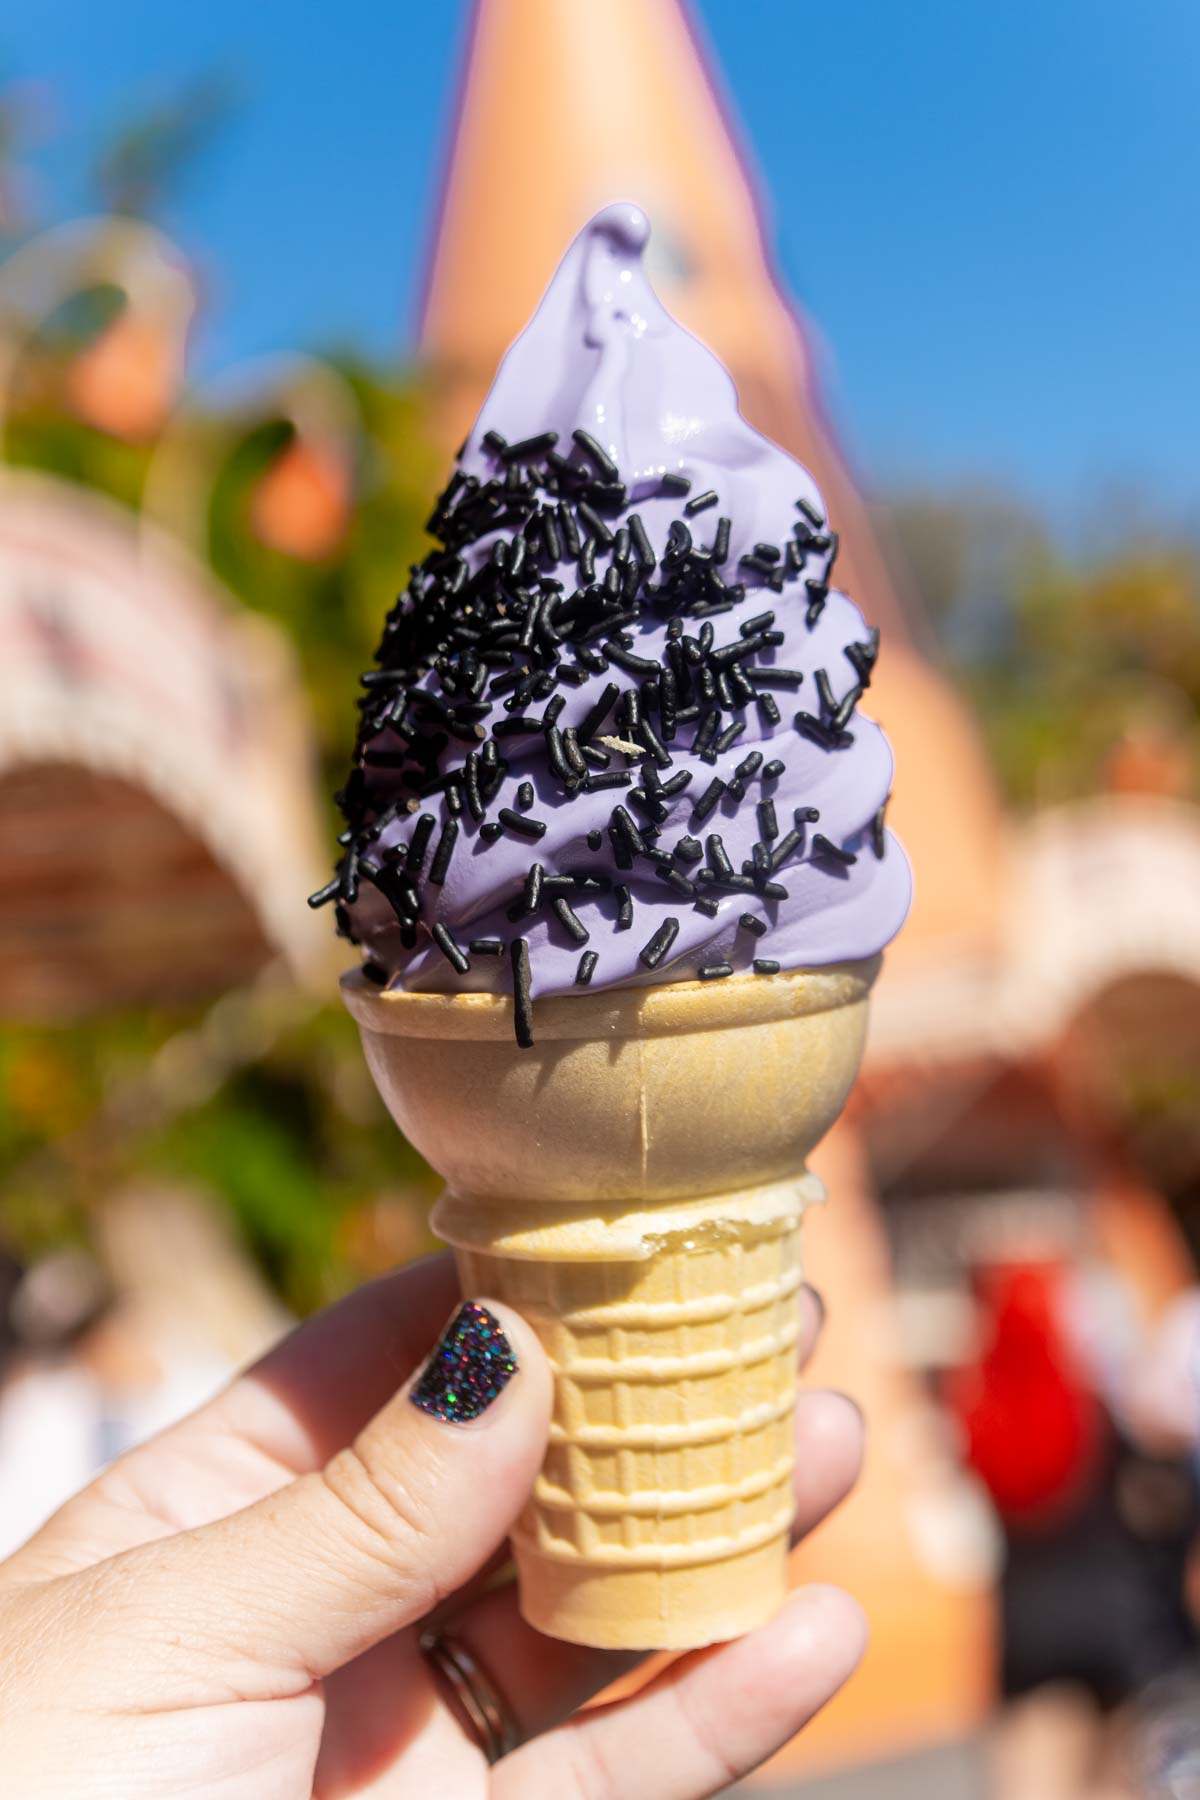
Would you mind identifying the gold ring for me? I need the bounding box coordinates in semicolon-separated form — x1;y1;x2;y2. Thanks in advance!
419;1629;523;1765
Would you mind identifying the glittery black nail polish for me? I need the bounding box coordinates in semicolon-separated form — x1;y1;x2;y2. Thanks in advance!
410;1303;518;1424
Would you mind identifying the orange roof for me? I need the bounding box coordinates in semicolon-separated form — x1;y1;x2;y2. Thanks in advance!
419;0;1007;963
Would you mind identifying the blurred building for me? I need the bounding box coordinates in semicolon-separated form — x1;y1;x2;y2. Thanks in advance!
419;0;1200;1781
0;220;334;1020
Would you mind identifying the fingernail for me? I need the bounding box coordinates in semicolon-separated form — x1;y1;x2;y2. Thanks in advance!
410;1302;518;1424
802;1282;826;1329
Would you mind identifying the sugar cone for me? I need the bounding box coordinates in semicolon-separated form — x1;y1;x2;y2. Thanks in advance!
342;957;878;1650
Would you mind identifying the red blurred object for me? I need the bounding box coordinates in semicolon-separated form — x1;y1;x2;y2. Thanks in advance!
1104;725;1193;799
66;307;184;442
945;1262;1107;1524
248;437;350;561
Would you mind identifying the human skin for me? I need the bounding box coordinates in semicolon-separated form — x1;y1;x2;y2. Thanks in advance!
0;1253;865;1798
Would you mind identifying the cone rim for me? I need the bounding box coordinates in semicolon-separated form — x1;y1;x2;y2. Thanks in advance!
341;955;880;1042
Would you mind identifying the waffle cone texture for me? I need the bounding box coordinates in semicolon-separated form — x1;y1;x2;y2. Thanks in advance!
343;958;878;1649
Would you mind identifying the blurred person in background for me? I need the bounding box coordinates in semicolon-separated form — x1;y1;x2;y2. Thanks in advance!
0;1243;116;1556
948;1254;1200;1799
0;1187;288;1558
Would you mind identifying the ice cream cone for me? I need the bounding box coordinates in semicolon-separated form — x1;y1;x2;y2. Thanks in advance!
342;954;879;1650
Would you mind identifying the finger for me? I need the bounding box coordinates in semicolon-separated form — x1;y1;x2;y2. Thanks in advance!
790;1389;863;1543
78;1299;553;1699
495;1584;866;1800
426;1383;865;1745
9;1253;461;1578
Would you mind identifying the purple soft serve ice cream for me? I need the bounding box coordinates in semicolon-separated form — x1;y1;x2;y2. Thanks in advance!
317;203;910;1044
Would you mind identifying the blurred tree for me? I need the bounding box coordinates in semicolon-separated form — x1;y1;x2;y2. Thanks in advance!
880;486;1200;808
94;73;238;219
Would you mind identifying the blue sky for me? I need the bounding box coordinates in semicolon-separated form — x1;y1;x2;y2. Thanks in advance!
11;1;1200;525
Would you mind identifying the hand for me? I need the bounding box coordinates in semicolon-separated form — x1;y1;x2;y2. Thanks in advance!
0;1253;865;1797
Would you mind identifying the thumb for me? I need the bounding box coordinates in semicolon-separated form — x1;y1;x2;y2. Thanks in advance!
128;1299;552;1686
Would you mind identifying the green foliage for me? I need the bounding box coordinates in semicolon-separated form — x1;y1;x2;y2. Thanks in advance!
882;487;1200;807
203;357;439;782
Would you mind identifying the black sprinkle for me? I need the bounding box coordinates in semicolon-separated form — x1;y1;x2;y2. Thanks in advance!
639;917;680;970
615;884;633;929
469;937;504;955
577;501;614;548
576;681;620;743
612;804;647;856
753;958;781;975
684;488;719;516
740;611;775;638
769;827;804;870
660;471;691;496
698;963;733;981
705;833;734;879
432;922;470;974
557;502;581;558
628;513;655;571
757;799;778;842
362;959;388;985
691;778;726;825
429;818;459;885
763;759;786;780
794;710;851;749
581;769;631;798
739;913;768;936
572;428;618;480
655;866;697;898
307;876;341;909
552;895;589;944
664;518;693;563
693;897;720;918
812;833;858;866
604;640;659;676
576;950;599;985
406;813;437;873
872;802;888;859
797;495;825;528
516;781;535;809
502;430;558;463
521;861;544;915
831;683;863;731
586;829;603;851
499;807;548;840
480;822;503;842
511;939;534;1048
